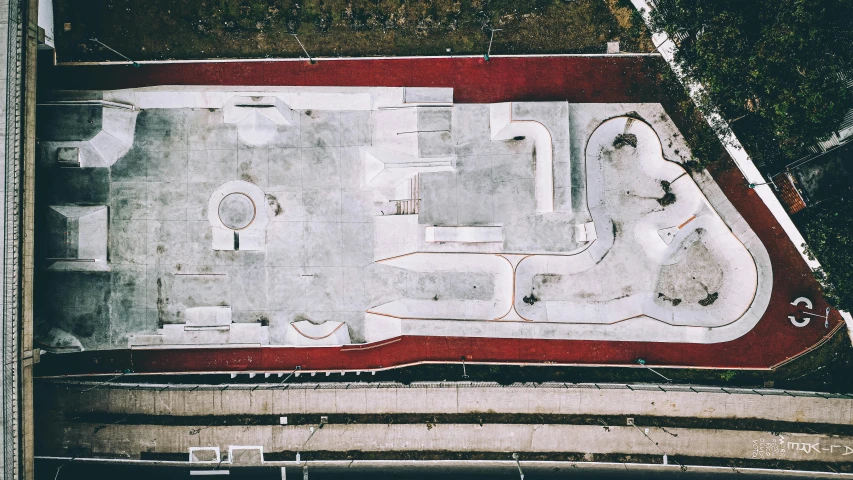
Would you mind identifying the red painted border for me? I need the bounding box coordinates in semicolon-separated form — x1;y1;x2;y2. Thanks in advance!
35;56;842;375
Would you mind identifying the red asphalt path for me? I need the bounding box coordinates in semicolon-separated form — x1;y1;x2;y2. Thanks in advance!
36;56;844;376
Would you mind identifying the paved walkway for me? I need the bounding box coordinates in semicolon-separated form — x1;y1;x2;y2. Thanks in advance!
44;381;853;425
36;56;844;373
39;422;853;464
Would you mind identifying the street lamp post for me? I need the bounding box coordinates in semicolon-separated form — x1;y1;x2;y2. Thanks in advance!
747;177;777;189
296;417;327;462
53;461;70;480
291;34;316;64
799;306;833;328
484;28;502;61
278;366;301;388
637;359;672;382
89;38;140;67
80;372;126;392
512;453;524;480
630;422;683;469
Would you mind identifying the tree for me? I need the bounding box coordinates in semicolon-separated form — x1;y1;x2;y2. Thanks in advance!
800;184;853;311
649;0;853;164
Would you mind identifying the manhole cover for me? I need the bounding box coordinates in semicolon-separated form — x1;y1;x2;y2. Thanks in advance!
218;193;256;230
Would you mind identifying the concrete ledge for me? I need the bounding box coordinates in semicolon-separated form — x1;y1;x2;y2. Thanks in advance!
425;226;503;243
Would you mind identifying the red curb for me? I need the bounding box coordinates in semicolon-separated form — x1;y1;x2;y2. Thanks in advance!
35;56;842;375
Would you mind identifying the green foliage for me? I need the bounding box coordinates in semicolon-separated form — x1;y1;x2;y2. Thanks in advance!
800;186;853;311
719;370;737;382
57;0;654;61
655;67;725;168
649;0;853;163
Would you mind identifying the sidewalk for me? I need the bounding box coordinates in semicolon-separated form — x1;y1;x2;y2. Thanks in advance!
40;422;853;464
44;381;853;425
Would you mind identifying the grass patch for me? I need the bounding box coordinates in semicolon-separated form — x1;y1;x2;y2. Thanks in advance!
773;325;853;393
54;0;654;61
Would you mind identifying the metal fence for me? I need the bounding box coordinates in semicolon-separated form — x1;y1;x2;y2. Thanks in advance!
1;0;24;478
45;379;853;401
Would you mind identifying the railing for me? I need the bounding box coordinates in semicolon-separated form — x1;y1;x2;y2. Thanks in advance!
2;0;24;478
43;379;853;400
390;174;420;215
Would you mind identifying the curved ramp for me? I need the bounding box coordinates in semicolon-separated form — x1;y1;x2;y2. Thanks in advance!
490;102;555;213
513;117;767;341
284;321;352;346
366;117;771;344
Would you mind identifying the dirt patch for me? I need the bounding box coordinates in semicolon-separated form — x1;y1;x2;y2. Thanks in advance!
155;277;167;327
698;291;719;306
265;194;283;216
612;133;637;148
293;313;325;325
657;292;682;306
656;180;677;206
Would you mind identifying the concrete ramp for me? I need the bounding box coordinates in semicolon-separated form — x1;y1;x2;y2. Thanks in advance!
46;205;109;272
128;306;270;348
42;106;138;168
284;321;352;346
490;102;558;213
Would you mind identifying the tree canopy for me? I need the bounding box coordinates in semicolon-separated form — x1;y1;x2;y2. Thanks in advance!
649;0;853;163
801;184;853;311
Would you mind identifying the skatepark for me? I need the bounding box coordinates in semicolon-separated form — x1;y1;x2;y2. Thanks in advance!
36;86;772;352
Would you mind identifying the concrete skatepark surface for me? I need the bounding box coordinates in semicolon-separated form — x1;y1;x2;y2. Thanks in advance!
37;86;766;349
33;57;844;373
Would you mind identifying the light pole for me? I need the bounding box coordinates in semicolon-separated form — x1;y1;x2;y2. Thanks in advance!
278;366;301;388
89;38;140;67
630;422;682;468
53;461;69;480
297;417;327;462
291;34;316;64
799;306;833;328
484;28;502;61
512;453;524;480
747;177;777;189
637;359;672;382
80;372;126;392
460;356;469;379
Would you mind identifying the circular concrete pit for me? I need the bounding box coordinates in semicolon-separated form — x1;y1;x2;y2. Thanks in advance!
218;192;256;230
